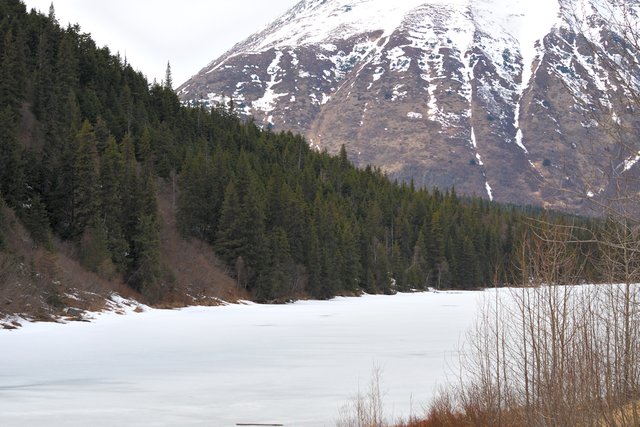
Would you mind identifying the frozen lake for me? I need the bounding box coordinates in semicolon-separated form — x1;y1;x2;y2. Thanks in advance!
0;291;484;426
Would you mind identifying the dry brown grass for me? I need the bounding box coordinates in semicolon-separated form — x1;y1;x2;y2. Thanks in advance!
155;178;248;307
0;178;244;325
394;393;528;427
396;398;640;427
0;203;124;322
597;400;640;427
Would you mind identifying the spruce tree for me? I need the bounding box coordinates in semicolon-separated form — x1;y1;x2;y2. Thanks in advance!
215;179;245;266
373;241;392;294
129;213;161;297
56;32;79;98
255;227;294;302
0;106;23;207
21;194;52;248
304;219;322;297
69;120;99;240
80;217;115;278
237;166;267;279
338;217;360;292
391;241;406;291
33;18;57;134
407;226;429;289
164;61;173;90
138;126;152;164
120;132;142;241
0;29;23;112
177;150;216;242
99;136;128;270
428;209;446;286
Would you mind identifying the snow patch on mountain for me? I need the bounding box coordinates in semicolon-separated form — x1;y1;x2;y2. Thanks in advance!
253;50;289;114
485;181;494;201
620;152;640;173
387;46;411;72
323;39;384;81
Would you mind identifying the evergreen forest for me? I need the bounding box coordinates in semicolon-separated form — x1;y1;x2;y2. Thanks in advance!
0;1;600;305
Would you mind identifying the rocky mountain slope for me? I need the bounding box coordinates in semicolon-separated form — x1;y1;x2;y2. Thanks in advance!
178;0;640;213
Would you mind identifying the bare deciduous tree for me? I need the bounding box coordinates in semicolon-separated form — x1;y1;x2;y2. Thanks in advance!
337;366;387;427
428;219;640;426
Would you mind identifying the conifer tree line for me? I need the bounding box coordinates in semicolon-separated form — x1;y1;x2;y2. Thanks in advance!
0;1;601;302
0;1;171;299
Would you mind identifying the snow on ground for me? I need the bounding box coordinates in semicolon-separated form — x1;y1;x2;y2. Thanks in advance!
0;291;486;427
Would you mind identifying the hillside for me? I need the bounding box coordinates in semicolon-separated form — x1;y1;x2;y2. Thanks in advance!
0;177;245;325
0;1;243;322
179;0;640;214
0;1;600;322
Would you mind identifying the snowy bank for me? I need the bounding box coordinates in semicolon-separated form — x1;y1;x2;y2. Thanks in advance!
0;291;485;426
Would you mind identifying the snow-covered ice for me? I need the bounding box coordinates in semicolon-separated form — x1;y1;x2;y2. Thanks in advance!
0;291;485;426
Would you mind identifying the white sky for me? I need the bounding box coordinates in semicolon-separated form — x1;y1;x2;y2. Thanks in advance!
21;0;298;86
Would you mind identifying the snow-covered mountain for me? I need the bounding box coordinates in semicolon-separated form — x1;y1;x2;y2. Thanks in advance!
178;0;640;212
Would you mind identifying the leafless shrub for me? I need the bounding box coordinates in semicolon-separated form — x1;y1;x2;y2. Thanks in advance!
425;223;640;426
337;366;386;427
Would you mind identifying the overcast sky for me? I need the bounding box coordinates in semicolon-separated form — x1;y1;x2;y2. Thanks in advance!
22;1;299;86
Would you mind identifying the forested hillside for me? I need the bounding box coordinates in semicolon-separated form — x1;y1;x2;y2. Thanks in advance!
0;1;598;315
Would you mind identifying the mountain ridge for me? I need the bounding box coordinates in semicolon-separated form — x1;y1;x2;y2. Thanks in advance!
179;0;640;213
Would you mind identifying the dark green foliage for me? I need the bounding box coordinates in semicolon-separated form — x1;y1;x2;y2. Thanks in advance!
0;28;26;113
128;213;161;295
0;106;23;206
172;108;573;299
98;136;128;270
0;196;9;250
164;61;173;90
21;194;51;247
215;180;245;265
255;227;295;302
79;218;115;278
0;3;168;300
177;149;217;242
70;121;99;238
